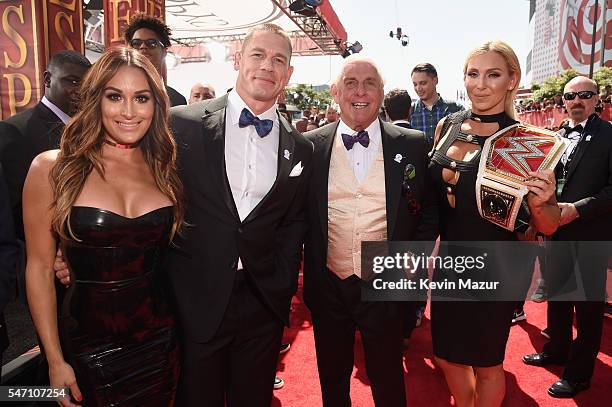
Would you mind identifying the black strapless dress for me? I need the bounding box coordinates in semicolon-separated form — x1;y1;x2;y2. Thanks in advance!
58;206;178;406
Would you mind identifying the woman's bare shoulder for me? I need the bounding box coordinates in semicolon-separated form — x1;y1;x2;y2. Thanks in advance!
31;149;59;168
28;149;60;177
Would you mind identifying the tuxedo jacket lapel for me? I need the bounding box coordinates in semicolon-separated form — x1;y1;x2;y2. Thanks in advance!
380;121;405;238
201;95;240;220
243;113;295;223
565;116;600;183
36;102;65;148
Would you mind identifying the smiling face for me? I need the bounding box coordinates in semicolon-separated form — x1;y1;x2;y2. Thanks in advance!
331;60;384;131
234;30;294;114
464;51;517;115
101;65;154;146
563;76;599;124
411;71;438;104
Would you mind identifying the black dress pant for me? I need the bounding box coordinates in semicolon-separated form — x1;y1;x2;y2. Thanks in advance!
176;271;284;407
543;300;605;382
542;243;607;383
311;269;406;407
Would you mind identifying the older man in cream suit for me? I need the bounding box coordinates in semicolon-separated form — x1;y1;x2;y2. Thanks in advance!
302;55;438;407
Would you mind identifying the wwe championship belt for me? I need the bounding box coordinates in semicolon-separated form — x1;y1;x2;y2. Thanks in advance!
476;123;568;231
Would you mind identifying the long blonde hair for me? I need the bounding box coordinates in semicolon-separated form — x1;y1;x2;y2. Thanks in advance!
463;40;521;120
50;47;184;239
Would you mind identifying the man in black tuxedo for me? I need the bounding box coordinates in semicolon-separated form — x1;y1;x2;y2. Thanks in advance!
523;76;612;398
123;13;187;107
169;24;312;406
302;56;437;407
0;50;91;241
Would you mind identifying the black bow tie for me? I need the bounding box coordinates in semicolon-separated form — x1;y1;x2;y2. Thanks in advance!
562;124;583;135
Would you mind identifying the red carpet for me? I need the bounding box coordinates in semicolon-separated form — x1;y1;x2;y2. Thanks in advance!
273;278;612;407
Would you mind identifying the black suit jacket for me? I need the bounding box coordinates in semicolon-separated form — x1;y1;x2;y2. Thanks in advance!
0;165;19;352
555;114;612;240
168;95;313;343
547;114;612;299
167;85;187;107
0;102;64;240
302;120;438;311
392;120;414;129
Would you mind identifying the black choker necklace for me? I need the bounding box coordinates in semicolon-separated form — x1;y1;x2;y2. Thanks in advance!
104;139;141;149
470;111;508;123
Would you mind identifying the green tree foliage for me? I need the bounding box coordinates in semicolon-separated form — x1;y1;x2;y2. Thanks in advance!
593;66;612;90
531;67;612;101
533;69;578;100
284;84;332;111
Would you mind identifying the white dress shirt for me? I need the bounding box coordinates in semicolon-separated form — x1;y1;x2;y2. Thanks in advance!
40;96;70;125
561;117;588;167
224;90;279;269
336;119;382;184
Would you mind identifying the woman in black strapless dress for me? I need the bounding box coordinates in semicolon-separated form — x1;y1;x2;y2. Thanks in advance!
23;48;184;407
428;41;560;407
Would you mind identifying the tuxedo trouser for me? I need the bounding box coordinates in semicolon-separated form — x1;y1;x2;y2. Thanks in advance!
311;269;406;407
543;300;605;382
542;245;607;382
176;270;284;407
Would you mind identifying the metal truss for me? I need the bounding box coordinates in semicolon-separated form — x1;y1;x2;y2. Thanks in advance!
269;0;344;55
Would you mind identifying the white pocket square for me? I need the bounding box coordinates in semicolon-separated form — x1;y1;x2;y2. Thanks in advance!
289;161;303;177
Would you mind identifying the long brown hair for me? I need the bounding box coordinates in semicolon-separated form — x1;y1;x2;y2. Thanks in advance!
50;47;184;239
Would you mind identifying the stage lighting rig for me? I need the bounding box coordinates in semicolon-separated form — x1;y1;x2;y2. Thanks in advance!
341;41;363;58
289;0;324;17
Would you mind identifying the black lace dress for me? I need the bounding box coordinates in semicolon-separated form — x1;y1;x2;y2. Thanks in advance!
58;206;179;406
428;111;534;366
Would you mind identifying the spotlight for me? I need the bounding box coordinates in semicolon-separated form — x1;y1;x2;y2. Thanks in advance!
341;41;363;58
289;0;324;17
401;36;409;47
349;41;363;54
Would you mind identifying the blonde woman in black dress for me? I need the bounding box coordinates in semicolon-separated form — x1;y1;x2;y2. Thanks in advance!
428;41;560;407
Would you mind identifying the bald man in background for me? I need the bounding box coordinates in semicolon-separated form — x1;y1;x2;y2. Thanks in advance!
189;82;216;104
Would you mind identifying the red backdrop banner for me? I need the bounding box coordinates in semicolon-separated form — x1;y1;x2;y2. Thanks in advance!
103;0;165;49
43;0;85;59
518;105;612;128
0;0;44;119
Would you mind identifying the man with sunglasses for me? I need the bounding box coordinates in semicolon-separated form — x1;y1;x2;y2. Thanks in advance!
123;13;187;107
302;56;437;407
523;76;612;398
